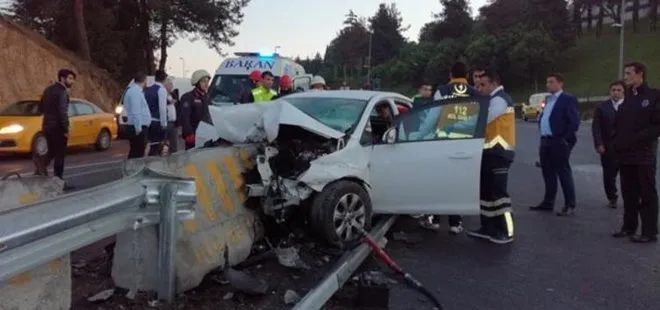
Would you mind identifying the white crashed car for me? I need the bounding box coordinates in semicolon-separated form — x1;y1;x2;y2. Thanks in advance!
197;90;489;246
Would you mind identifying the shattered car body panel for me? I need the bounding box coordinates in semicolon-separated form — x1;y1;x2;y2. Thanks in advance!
198;91;410;215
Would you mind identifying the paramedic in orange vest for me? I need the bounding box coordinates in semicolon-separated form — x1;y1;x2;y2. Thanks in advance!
468;68;516;244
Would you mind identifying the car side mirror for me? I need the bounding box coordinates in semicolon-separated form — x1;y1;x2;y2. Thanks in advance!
383;127;397;144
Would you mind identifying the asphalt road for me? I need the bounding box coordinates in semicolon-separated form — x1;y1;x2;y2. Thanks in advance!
380;120;660;310
0;140;128;189
3;121;659;309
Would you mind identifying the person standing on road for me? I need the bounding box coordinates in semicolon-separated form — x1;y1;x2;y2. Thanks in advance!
144;70;169;156
163;76;179;153
420;61;480;234
238;70;262;104
411;82;433;107
530;73;580;216
592;80;625;208
310;76;327;91
472;67;485;92
611;62;660;243
180;69;213;150
123;72;151;159
38;69;75;185
466;68;517;244
252;71;277;103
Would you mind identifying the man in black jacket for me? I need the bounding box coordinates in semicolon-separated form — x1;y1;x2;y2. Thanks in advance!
592;80;625;208
180;69;213;150
39;69;75;182
612;62;660;243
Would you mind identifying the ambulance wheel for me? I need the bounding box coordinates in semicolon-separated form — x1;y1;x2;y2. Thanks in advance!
309;180;372;248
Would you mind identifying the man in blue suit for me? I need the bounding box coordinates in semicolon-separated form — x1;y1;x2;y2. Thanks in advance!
530;73;580;216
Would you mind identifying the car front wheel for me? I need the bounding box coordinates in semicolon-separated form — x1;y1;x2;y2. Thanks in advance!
309;180;372;248
95;129;112;151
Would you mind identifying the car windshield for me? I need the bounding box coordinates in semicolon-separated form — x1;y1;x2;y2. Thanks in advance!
209;74;280;106
284;97;368;133
0;100;41;116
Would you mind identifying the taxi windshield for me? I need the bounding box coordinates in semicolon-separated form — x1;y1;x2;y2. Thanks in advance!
283;97;368;133
0;100;41;116
210;74;280;106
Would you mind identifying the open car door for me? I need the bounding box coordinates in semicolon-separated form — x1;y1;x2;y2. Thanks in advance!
369;96;488;215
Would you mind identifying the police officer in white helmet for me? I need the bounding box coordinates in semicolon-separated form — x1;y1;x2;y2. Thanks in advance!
179;69;213;150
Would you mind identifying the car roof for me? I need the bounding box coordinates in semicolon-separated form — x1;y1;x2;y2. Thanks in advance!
282;90;408;101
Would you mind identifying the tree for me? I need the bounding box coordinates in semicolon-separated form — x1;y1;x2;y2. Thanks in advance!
507;26;559;91
368;3;408;66
419;0;473;42
73;0;91;61
324;10;370;83
651;0;658;31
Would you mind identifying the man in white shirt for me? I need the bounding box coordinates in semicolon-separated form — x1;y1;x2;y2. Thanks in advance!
591;80;625;208
123;72;151;158
164;77;179;153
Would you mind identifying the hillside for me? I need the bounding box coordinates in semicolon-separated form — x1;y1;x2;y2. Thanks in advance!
561;23;660;98
0;15;121;112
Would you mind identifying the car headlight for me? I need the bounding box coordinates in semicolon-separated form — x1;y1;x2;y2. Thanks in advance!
0;124;24;134
114;106;123;114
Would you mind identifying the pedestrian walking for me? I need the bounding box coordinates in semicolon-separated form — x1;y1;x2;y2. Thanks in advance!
592;80;625;208
180;69;213;150
144;70;169;156
38;69;75;188
611;61;660;243
529;73;580;216
123;72;151;159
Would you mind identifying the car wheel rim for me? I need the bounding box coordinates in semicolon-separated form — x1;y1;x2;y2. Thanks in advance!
35;137;48;156
332;193;366;242
100;132;110;148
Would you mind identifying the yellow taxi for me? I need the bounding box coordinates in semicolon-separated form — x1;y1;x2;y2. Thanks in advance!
0;99;117;156
521;92;550;122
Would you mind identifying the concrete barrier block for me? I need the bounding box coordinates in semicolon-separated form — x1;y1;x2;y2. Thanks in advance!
112;146;263;293
0;175;69;310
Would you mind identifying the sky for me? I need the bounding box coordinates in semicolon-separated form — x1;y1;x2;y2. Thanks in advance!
0;0;490;78
167;0;488;78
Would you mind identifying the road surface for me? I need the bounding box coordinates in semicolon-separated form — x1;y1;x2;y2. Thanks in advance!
3;121;659;309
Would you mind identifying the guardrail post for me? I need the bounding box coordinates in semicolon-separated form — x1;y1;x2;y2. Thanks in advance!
157;182;178;303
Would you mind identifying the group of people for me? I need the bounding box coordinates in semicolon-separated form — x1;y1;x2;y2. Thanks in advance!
238;69;329;104
123;69;213;159
413;60;659;245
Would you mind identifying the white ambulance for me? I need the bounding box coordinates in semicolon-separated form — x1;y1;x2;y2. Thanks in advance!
208;52;312;106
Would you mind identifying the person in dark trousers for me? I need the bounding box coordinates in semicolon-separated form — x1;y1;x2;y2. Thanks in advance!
274;75;293;99
164;77;179;153
144;70;169;156
39;69;75;186
123;72;151;159
467;68;516;244
592;80;625;208
530;73;580;216
419;61;480;235
611;61;660;243
180;69;213;150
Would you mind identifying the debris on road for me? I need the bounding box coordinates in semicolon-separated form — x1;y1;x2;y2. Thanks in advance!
283;289;301;305
224;267;269;295
87;288;115;302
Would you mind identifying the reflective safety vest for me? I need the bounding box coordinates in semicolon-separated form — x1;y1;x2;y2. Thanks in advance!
252;86;277;103
484;89;516;161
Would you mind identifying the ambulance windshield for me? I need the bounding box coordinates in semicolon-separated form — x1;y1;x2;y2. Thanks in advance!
209;74;280;106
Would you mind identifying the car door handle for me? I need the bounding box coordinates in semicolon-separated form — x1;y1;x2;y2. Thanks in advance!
448;151;472;159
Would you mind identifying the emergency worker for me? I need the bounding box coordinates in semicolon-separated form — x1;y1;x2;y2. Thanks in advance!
467;68;516;244
420;61;479;234
180;69;213;150
251;71;277;102
239;70;262;103
274;75;293;99
310;76;327;91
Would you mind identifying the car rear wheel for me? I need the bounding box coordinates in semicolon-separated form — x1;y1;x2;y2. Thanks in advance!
31;133;48;157
309;180;372;248
95;129;111;151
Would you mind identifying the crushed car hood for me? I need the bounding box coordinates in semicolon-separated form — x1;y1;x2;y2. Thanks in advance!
198;100;345;145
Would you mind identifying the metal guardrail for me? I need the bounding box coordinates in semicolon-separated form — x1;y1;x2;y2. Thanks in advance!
0;168;197;303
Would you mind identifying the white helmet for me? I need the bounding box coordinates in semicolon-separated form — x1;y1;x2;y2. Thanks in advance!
311;75;326;87
190;69;211;86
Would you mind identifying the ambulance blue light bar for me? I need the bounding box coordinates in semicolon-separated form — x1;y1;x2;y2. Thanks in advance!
234;52;279;58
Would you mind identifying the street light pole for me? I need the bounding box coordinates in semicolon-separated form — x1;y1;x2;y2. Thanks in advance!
618;0;625;79
274;45;281;54
367;31;373;83
178;57;185;77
